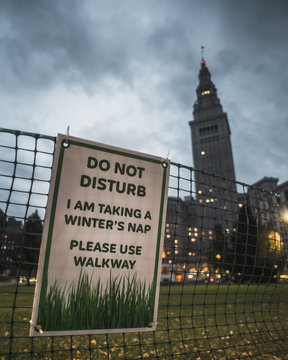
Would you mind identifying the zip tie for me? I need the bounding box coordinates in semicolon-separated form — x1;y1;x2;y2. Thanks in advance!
165;150;171;160
62;126;70;148
29;319;43;334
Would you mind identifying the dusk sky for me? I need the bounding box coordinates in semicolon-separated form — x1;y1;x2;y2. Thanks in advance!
1;0;287;186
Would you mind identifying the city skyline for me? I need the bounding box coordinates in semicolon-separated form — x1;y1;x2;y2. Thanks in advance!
0;0;287;186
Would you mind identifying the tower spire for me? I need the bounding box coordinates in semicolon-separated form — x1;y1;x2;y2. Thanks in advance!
201;45;205;62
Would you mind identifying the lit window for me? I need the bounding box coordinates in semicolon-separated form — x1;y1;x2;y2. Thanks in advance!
169;260;172;264
201;151;205;156
215;254;221;260
210;199;214;203
208;230;213;235
209;188;213;193
239;203;243;208
199;199;203;203
194;233;198;237
206;199;210;203
175;250;179;254
201;90;211;96
194;227;198;232
198;190;203;194
166;234;171;239
174;239;178;244
191;238;196;242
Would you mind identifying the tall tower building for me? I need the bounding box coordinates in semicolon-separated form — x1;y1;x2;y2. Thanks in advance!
189;57;237;252
189;57;236;184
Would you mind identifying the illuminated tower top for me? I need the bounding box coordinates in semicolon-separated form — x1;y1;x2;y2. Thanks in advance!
193;58;223;122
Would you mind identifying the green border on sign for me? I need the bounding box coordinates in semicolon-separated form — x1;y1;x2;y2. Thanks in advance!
37;138;168;330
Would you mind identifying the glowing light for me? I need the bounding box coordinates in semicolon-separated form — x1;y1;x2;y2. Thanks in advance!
238;203;243;208
201;151;206;156
215;254;221;260
162;251;166;259
198;190;203;194
268;231;282;251
281;210;288;224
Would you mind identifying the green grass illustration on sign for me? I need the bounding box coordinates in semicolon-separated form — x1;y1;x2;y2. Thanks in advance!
38;272;155;331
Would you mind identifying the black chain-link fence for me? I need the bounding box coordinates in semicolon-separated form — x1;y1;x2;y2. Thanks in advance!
1;128;288;359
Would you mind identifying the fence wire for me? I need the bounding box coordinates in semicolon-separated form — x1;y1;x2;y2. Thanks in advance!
0;128;288;360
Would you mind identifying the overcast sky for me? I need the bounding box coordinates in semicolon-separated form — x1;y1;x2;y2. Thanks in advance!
1;0;287;186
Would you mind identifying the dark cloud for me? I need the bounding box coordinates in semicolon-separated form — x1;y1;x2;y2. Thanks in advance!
0;0;287;185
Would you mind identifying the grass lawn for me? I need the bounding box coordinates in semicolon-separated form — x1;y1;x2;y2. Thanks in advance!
1;283;288;359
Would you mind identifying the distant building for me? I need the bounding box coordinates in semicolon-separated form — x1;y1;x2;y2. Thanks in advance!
189;58;236;184
162;57;288;282
163;57;237;279
188;57;237;252
248;177;288;266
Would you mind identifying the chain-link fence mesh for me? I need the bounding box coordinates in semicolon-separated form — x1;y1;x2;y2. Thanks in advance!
0;128;288;359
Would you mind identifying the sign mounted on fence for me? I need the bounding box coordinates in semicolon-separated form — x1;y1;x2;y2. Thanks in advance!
30;134;169;336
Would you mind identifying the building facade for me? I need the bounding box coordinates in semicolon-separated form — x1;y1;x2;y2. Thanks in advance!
189;58;237;252
162;58;238;280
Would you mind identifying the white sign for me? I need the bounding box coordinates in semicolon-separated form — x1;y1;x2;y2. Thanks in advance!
30;134;169;336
